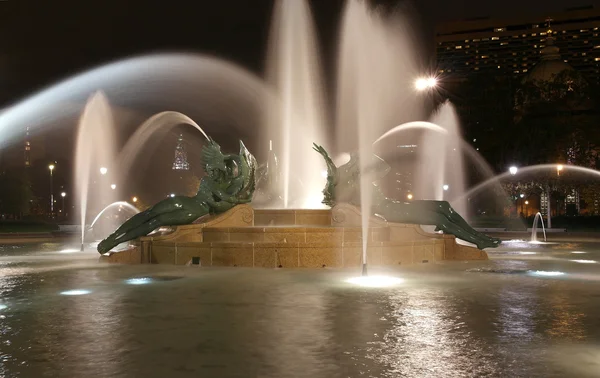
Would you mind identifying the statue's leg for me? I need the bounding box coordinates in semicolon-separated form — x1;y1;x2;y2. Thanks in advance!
425;201;500;245
98;198;208;253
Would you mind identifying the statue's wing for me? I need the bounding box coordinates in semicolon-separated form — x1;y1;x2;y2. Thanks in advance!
201;137;227;171
235;140;257;200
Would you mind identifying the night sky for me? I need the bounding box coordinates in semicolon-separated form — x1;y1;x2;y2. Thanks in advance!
1;0;599;106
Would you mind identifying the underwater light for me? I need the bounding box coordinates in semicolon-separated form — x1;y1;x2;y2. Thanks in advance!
570;260;597;264
528;271;565;277
125;277;153;285
60;289;91;296
59;249;80;253
345;275;404;288
571;251;587;254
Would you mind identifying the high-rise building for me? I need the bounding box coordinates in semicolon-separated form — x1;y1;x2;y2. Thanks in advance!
435;6;600;82
24;126;31;167
172;134;190;171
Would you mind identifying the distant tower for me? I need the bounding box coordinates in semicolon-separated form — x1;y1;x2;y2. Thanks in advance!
172;134;190;170
24;126;31;167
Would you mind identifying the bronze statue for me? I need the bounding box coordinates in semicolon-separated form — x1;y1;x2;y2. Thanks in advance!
313;144;501;250
97;138;257;254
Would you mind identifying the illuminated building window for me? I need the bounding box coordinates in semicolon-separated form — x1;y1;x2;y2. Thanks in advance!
492;37;499;40
494;27;505;32
501;42;508;45
514;70;520;73
455;45;462;49
481;55;488;59
474;67;479;70
532;33;537;36
523;69;528;72
497;65;501;68
473;38;480;42
584;40;589;43
512;52;517;56
582;52;587;56
534;44;537;48
595;58;600;61
540;32;547;35
532;24;539;28
465;39;469;42
581;29;588;32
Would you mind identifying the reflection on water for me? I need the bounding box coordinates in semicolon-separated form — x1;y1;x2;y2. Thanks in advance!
0;241;600;377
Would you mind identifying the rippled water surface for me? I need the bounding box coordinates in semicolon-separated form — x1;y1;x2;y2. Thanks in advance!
1;238;600;377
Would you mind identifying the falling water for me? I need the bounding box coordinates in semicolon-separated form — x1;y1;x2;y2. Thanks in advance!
74;92;118;247
266;0;328;208
336;0;424;273
417;102;467;217
89;201;140;230
117;111;209;180
531;212;547;243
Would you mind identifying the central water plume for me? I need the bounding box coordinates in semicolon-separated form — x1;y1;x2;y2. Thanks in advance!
336;0;424;272
266;0;328;208
75;92;118;247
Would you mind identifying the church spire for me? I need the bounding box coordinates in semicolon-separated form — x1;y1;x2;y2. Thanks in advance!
172;133;190;170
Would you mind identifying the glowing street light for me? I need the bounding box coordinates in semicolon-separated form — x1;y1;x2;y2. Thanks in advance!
110;184;116;190
61;192;66;215
407;193;413;200
100;167;108;175
132;196;138;203
415;77;437;91
557;164;564;176
48;164;55;215
520;193;525;198
509;166;518;175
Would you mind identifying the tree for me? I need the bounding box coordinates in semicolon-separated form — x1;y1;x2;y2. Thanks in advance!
0;168;34;217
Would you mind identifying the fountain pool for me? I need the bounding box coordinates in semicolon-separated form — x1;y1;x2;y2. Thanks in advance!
1;238;600;377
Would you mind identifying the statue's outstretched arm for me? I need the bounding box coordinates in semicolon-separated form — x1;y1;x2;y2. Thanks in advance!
312;143;338;184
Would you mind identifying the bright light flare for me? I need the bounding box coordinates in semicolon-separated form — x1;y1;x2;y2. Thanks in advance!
509;166;518;175
345;275;404;288
528;271;565;277
414;77;437;91
60;289;91;296
570;260;597;264
125;277;153;285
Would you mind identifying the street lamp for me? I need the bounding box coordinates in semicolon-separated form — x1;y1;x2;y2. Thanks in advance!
100;167;108;175
48;164;55;216
407;193;413;200
61;192;66;216
509;166;518;175
132;196;138;203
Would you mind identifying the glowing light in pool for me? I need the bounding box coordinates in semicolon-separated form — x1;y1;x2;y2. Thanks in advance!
571;251;587;254
60;289;91;296
125;277;153;285
345;275;404;288
518;252;537;255
0;304;7;310
528;271;565;277
570;260;597;264
59;249;80;254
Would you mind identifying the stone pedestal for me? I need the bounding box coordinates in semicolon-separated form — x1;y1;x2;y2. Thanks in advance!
99;203;488;266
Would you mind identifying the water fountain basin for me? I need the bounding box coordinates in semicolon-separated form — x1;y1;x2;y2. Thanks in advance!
99;204;488;267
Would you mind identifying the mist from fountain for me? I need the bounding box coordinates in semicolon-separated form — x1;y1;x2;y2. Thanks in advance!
265;0;328;208
75;92;118;248
531;212;547;243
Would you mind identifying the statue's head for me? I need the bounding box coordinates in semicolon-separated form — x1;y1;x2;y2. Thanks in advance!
202;138;228;180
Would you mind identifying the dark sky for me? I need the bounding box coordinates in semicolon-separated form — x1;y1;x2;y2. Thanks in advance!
1;0;599;106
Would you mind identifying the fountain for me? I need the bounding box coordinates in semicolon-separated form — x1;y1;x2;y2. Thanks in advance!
75;92;118;250
531;212;547;243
